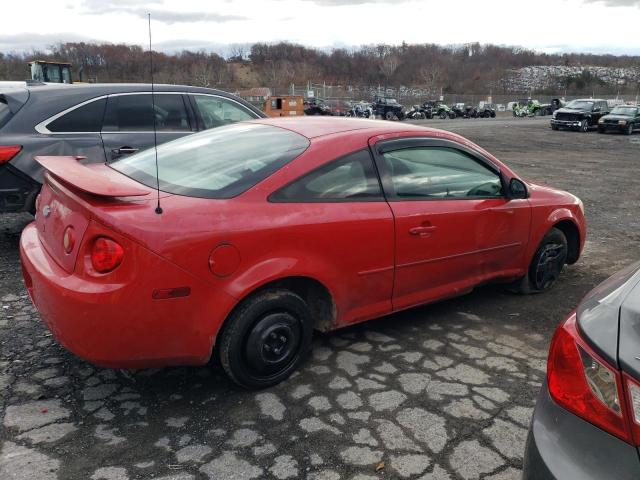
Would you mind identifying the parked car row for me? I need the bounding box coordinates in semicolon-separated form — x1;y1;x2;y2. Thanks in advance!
550;98;639;134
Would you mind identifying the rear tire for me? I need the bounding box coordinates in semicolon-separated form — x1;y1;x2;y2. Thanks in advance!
514;228;568;294
218;289;313;389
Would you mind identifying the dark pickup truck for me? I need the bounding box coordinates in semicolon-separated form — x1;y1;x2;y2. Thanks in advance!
550;98;609;132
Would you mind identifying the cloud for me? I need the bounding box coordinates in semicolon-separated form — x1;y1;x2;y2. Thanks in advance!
0;33;95;53
137;10;246;24
297;0;411;4
581;0;640;6
74;0;246;23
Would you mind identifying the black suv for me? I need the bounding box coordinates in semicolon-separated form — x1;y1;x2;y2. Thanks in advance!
303;98;332;116
597;104;640;135
0;83;264;213
372;97;405;120
550;98;609;132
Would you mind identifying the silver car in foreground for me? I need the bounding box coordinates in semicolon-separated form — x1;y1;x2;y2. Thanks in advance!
523;262;640;479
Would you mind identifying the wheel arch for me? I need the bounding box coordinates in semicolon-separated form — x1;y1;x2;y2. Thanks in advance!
552;219;581;265
219;273;338;346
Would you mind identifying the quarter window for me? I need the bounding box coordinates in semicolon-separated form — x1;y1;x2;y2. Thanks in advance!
271;150;383;202
193;95;254;130
102;94;191;132
381;147;503;199
47;98;107;133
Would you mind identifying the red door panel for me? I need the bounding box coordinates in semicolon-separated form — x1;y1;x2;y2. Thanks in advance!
389;199;486;310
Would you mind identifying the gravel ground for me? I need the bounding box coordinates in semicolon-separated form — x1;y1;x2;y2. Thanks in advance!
1;116;639;480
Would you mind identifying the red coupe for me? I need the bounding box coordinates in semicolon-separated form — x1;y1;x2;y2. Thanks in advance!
20;118;585;389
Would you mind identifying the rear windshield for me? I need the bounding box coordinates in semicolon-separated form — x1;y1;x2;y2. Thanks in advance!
0;99;12;129
111;123;309;199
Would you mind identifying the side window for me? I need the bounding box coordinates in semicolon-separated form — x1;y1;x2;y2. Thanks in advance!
102;94;191;132
193;95;254;130
47;98;107;133
381;147;503;199
271;149;383;202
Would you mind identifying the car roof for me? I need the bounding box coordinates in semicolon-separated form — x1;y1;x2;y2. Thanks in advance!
24;83;237;97
250;116;443;139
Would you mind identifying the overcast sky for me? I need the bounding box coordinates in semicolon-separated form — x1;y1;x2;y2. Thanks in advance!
2;0;639;56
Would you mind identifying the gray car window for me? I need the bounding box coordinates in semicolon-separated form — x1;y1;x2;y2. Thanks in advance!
47;98;107;133
0;99;11;129
102;94;191;132
193;95;254;130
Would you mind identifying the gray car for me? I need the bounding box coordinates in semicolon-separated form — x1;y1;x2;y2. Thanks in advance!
523;262;640;479
0;83;265;213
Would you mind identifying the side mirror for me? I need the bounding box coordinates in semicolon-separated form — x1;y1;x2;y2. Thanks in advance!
508;178;528;199
593;106;601;112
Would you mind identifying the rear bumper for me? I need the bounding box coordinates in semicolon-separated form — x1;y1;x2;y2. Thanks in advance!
20;222;235;368
523;383;640;480
0;163;40;213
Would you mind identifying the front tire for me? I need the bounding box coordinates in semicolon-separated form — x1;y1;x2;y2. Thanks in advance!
218;289;313;389
516;228;568;294
580;119;589;132
626;123;634;135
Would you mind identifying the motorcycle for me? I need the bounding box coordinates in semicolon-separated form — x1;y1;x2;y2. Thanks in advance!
406;105;426;120
346;103;371;118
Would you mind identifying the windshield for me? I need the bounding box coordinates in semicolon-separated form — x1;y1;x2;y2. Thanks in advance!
566;100;594;110
611;106;637;116
111;123;310;199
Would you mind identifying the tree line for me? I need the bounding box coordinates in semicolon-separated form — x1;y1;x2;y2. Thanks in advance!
1;41;638;94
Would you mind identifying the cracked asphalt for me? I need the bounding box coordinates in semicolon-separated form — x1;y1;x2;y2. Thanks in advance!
2;117;640;480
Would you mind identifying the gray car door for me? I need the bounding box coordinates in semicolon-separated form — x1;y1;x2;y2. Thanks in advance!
101;92;195;163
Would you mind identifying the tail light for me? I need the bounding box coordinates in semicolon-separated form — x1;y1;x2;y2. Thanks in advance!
548;313;633;443
90;237;124;273
625;375;640;444
0;145;22;165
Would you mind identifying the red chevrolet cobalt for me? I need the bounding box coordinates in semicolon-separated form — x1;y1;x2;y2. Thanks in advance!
20;118;585;389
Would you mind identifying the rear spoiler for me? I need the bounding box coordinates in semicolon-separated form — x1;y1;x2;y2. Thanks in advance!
35;156;150;197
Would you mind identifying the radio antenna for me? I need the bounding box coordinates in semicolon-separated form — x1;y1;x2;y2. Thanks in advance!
148;13;162;214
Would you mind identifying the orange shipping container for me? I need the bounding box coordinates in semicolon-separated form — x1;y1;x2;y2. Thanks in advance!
264;95;305;117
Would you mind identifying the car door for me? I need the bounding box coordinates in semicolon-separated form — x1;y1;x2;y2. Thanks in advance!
189;93;258;131
269;149;395;326
371;137;531;311
101;93;195;162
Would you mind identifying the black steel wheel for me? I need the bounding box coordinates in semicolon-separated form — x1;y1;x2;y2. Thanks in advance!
514;228;568;294
219;289;313;389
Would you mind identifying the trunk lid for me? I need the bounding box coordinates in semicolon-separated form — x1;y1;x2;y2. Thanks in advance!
34;156;153;273
617;270;640;380
577;262;640;369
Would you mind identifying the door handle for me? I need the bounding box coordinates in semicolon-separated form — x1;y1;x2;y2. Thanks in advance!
112;146;139;155
409;225;437;236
